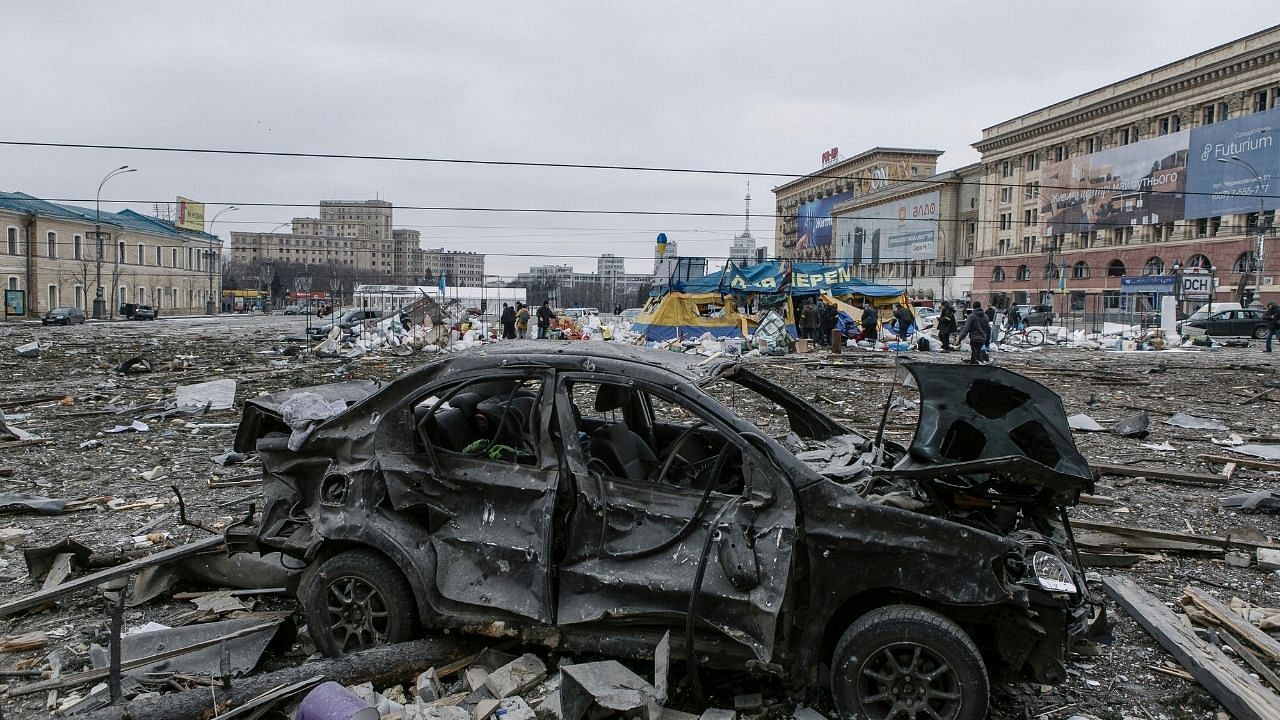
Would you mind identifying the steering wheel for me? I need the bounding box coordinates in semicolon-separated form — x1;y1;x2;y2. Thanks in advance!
653;421;707;485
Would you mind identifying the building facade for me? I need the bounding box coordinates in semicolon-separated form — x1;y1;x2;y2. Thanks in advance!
971;26;1280;318
0;191;215;319
773;147;943;262
423;248;485;287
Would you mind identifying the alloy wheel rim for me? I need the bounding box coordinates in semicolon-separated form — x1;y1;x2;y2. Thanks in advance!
849;642;964;720
325;575;391;651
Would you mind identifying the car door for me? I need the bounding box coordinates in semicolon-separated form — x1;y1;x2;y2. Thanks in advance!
375;369;559;623
550;371;796;663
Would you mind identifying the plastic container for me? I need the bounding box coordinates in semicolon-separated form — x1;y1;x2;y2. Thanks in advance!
297;681;379;720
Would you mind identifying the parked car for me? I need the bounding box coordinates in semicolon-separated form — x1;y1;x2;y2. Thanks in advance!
131;305;158;321
913;306;939;329
307;308;383;337
1182;308;1269;337
42;307;87;325
283;303;304;315
1013;304;1055;326
228;345;1102;720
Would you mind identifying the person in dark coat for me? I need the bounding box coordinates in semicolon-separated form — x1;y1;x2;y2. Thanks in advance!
1265;301;1280;352
500;303;517;339
800;301;821;342
536;300;555;339
818;301;837;344
957;301;991;364
937;301;957;351
859;303;879;342
892;303;915;339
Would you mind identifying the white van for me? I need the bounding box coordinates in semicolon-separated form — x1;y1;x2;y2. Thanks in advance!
1184;302;1242;325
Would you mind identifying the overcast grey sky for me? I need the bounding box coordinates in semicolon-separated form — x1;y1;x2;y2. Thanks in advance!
2;1;1278;277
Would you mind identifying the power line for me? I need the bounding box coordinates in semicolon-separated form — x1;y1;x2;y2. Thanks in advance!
3;138;1277;200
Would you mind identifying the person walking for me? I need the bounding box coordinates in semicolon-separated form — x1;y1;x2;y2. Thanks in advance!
937;301;957;351
818;301;837;345
957;301;991;365
536;300;555;339
1006;304;1022;332
1265;301;1280;352
500;302;517;340
859;302;879;342
800;301;820;343
515;302;530;340
892;303;915;340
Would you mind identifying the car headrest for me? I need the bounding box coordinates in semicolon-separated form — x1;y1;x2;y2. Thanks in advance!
595;384;632;413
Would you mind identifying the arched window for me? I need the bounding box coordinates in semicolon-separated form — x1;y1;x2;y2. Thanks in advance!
992;266;1006;282
1072;261;1090;279
1044;263;1059;279
1107;260;1126;277
1186;254;1211;269
46;231;57;259
1017;264;1031;281
1142;257;1164;275
1233;251;1258;273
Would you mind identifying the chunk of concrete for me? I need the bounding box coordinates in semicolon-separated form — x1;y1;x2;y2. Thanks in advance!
14;342;40;359
560;660;661;720
653;631;670;704
475;698;501;720
499;696;536;720
790;708;828;720
1259;546;1280;571
1225;551;1252;568
484;652;547;699
733;693;763;711
424;707;470;720
699;710;736;720
416;667;442;702
465;667;490;692
534;686;563;720
659;710;699;720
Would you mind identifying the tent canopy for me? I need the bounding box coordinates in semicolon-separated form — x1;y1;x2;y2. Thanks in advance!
669;262;903;298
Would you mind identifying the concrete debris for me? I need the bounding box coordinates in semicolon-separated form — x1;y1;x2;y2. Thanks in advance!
465;667;490;692
1068;414;1106;432
483;652;546;698
175;378;237;412
1164;412;1229;431
15;341;40;358
559;660;662;720
698;710;737;720
416;667;442;703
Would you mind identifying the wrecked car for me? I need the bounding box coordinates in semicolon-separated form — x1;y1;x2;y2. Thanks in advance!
228;344;1103;720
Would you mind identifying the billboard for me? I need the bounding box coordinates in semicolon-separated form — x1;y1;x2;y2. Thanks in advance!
795;191;853;250
1185;106;1279;218
833;190;941;264
1039;132;1188;234
176;197;205;232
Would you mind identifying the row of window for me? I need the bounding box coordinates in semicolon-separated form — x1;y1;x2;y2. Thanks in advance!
7;279;201;311
998;86;1279;173
990;253;1253;282
3;227;210;270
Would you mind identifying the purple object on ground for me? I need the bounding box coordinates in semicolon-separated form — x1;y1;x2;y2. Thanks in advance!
296;681;380;720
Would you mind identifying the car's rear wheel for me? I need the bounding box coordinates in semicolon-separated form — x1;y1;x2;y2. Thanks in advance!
299;548;419;656
831;605;988;720
1253;325;1268;339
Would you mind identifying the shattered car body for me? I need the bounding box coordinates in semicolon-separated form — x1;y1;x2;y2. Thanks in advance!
228;343;1103;718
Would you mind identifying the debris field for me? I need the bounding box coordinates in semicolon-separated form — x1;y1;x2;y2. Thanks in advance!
0;314;1278;720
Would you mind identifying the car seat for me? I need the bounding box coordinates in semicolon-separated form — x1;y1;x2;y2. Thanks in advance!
588;384;656;480
415;392;483;452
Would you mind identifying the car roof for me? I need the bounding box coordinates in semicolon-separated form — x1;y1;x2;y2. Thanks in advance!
436;341;734;383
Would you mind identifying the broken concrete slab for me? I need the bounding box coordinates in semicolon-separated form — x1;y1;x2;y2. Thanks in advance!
175;378;238;412
790;707;829;720
474;698;500;720
498;696;535;720
483;652;546;699
416;667;442;702
559;661;662;720
1110;410;1151;438
732;693;763;711
1068;414;1106;432
698;710;737;720
15;341;40;358
464;667;490;692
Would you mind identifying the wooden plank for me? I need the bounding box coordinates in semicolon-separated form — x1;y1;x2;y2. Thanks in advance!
1071;520;1279;552
1198;454;1280;473
1218;628;1280;694
1103;576;1280;720
0;535;224;618
1183;587;1280;664
1073;530;1223;556
1091;462;1228;487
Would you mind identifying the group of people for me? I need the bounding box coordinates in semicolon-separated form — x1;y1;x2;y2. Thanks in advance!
497;300;561;340
797;299;839;343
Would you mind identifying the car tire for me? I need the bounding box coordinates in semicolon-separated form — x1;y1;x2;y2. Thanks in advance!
299;548;419;657
830;605;988;720
1253;325;1268;339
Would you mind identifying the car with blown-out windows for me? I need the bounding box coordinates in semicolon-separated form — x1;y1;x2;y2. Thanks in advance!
227;344;1104;720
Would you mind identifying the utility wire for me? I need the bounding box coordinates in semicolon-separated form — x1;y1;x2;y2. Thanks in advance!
3;138;1277;200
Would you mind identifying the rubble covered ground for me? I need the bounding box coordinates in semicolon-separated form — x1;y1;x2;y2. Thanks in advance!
0;313;1277;719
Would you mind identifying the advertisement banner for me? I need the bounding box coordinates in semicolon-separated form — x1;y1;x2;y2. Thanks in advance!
1119;275;1176;294
833;190;940;264
795;191;853;250
4;289;24;317
1040;132;1188;233
1185;106;1279;218
176;197;205;233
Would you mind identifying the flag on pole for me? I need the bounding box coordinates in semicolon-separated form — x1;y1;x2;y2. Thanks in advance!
438;273;446;295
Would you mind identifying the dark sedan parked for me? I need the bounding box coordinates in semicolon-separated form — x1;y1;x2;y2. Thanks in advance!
131;305;158;320
42;307;86;325
1184;308;1268;337
228;344;1104;720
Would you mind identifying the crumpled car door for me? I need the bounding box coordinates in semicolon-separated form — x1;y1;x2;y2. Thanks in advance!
551;372;795;663
376;370;558;623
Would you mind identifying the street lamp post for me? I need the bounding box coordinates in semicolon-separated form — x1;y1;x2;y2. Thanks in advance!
93;166;136;319
206;206;239;315
1217;156;1268;305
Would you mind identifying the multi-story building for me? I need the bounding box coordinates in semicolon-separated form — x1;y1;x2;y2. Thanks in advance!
514;258;655;309
392;229;425;281
423;248;485;287
971;25;1280;318
773;147;943;262
832;163;983;300
0;191;215;319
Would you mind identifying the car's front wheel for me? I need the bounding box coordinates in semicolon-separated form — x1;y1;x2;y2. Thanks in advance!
1253;325;1268;339
299;548;419;656
831;605;988;720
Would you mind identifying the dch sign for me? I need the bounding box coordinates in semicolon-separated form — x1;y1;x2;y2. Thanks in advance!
1180;272;1212;301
